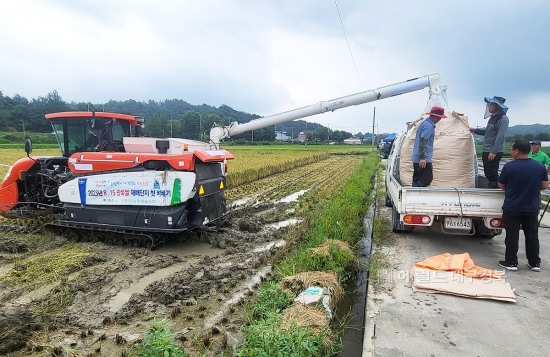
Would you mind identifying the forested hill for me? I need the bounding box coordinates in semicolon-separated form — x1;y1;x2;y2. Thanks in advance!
0;90;353;142
1;90;548;142
506;124;550;140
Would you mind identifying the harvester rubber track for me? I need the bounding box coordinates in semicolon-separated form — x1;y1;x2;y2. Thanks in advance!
0;213;169;249
49;223;168;249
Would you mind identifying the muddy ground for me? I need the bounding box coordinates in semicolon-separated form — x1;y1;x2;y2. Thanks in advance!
0;155;363;356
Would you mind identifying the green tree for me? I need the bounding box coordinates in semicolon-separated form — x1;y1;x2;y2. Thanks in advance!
180;111;201;140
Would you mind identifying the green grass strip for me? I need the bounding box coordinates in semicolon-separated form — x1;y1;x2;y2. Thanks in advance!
237;154;378;357
277;154;377;283
238;317;326;357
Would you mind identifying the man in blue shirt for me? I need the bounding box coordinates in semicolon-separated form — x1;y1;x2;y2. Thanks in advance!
411;106;446;187
498;139;549;271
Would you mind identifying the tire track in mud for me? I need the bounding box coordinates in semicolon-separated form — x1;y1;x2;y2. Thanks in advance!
0;154;365;356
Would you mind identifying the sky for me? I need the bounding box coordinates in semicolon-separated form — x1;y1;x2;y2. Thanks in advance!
1;0;549;134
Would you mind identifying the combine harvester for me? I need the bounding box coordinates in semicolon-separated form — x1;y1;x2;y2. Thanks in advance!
0;74;444;247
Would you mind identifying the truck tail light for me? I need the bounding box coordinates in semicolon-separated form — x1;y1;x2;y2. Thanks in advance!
403;215;431;225
490;218;504;228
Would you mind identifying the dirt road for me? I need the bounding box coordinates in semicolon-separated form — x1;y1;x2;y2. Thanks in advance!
363;197;550;356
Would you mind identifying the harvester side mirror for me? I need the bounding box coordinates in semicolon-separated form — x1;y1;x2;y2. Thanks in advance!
136;126;144;137
25;139;33;156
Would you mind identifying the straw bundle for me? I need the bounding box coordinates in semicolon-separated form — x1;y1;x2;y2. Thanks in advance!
281;271;343;305
278;304;334;350
309;239;353;257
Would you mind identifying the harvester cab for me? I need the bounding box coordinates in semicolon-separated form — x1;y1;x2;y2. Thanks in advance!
46;111;143;156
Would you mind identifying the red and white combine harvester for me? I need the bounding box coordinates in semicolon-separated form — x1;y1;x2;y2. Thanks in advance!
0;74;444;247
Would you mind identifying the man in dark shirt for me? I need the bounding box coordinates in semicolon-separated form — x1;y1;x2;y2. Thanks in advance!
498;139;549;271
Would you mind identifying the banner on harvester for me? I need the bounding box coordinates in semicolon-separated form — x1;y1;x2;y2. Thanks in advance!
58;171;196;206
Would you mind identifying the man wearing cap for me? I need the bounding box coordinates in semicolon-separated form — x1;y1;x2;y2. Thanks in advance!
469;96;510;188
497;139;549;272
529;140;550;173
411;106;446;187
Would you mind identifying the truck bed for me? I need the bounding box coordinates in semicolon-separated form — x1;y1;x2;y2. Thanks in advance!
397;186;504;217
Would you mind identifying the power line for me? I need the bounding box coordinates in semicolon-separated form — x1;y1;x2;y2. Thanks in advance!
335;0;362;89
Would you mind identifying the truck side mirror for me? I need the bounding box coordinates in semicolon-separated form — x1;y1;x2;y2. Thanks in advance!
25;138;33;156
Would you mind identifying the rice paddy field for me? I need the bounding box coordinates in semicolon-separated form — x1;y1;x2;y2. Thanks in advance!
0;144;376;356
0;144;371;181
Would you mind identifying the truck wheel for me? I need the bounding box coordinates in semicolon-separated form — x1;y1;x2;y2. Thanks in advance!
392;206;414;233
474;221;495;239
385;193;392;207
391;206;403;233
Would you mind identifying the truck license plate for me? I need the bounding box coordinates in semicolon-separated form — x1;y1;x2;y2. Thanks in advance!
444;217;472;230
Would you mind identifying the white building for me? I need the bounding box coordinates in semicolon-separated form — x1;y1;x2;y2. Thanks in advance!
343;137;362;145
275;130;291;141
298;131;307;142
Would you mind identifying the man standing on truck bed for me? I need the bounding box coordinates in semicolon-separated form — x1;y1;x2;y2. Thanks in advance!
411;106;446;187
498;139;549;272
469;96;509;188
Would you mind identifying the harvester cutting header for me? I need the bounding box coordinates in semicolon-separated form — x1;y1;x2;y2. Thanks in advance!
0;74;445;247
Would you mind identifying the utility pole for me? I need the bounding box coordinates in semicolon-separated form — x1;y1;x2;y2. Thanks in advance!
372;107;376;148
22;119;26;138
199;113;203;141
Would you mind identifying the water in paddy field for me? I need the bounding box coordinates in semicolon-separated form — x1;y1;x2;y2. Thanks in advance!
105;261;191;312
266;218;303;230
276;189;310;203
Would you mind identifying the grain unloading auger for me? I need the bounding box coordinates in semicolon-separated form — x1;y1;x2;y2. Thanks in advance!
0;74;445;247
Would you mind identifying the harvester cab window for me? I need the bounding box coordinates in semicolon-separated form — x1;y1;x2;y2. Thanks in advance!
51;121;65;156
87;118;106;151
111;120;127;142
67;120;88;154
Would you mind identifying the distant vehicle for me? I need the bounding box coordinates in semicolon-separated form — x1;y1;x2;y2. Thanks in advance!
380;141;393;159
380;133;396;159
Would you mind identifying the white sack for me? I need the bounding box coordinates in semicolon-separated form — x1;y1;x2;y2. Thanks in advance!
294;286;333;321
399;111;476;188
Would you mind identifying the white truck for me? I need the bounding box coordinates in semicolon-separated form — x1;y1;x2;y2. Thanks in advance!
384;133;505;237
211;72;504;238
